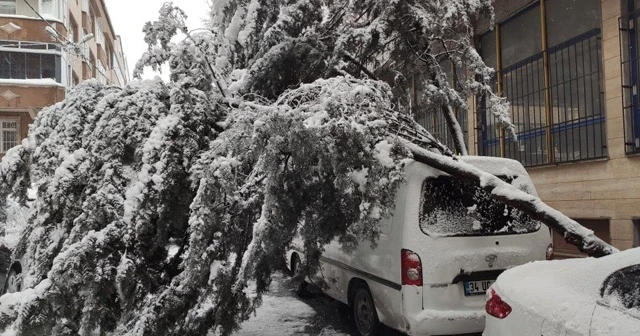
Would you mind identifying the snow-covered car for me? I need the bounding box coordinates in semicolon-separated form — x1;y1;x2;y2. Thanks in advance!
287;157;553;336
484;247;640;336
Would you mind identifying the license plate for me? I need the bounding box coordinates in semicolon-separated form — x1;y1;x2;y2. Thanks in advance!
463;280;493;296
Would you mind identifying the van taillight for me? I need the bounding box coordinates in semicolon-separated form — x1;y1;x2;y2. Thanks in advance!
485;289;512;319
401;249;422;286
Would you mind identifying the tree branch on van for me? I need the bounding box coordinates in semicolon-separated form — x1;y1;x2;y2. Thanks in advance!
404;140;618;258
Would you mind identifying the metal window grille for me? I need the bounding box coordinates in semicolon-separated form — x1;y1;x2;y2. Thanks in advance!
0;120;18;153
476;76;501;158
477;28;606;166
410;63;469;154
620;10;640;154
547;29;606;163
502;53;548;166
414;105;468;153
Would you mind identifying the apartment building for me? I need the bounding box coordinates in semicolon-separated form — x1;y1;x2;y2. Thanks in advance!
0;0;129;158
416;0;640;258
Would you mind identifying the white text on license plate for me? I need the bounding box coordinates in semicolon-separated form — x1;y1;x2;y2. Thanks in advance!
463;280;493;296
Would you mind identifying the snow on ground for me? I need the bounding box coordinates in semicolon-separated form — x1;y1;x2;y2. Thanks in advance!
234;273;352;336
234;272;408;336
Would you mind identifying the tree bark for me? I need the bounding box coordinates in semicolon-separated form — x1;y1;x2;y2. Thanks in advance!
441;104;468;156
403;140;617;258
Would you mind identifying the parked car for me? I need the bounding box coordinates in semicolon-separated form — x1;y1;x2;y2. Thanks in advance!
484;246;640;336
287;157;553;336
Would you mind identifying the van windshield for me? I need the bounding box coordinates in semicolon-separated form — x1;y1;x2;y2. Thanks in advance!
419;175;541;237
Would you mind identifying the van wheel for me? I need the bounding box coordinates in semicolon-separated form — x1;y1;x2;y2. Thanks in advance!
352;286;380;336
4;269;22;294
291;254;311;298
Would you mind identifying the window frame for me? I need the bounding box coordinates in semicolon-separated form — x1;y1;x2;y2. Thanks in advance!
0;117;19;154
0;40;64;83
620;4;640;154
0;0;16;15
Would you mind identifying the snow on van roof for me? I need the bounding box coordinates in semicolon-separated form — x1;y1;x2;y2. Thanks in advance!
457;156;528;178
404;155;535;195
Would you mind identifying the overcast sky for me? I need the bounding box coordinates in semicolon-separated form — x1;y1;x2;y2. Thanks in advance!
105;0;212;80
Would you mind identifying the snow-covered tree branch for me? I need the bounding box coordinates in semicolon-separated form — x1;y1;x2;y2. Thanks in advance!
404;141;617;258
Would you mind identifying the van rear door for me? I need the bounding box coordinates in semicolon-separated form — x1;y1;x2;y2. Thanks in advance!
402;160;550;312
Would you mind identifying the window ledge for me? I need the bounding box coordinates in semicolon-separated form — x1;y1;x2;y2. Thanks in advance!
526;156;609;170
0;78;64;87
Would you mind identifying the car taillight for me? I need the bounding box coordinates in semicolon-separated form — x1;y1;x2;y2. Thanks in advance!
401;249;422;286
485;289;512;319
546;243;554;260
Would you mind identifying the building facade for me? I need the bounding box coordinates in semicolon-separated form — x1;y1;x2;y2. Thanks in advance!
0;0;129;158
459;0;638;257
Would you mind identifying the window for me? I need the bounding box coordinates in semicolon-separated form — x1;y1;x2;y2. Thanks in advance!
419;175;540;237
0;41;63;82
500;4;541;68
89;51;96;77
97;59;106;84
600;265;640;315
0;119;19;153
70;17;78;43
0;0;16;15
40;0;56;17
95;20;105;46
0;50;62;82
477;0;606;166
621;2;640;154
10;52;25;79
89;4;95;35
39;0;66;22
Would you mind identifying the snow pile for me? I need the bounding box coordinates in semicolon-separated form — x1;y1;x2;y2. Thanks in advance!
234;280;316;336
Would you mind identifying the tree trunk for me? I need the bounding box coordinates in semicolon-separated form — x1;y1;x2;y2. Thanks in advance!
403;140;617;258
441;104;468;156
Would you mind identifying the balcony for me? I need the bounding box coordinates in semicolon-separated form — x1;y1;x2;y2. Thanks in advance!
0;16;66;43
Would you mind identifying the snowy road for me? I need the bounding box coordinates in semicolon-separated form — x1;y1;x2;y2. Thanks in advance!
234;273;480;336
234;273;355;336
234;272;405;335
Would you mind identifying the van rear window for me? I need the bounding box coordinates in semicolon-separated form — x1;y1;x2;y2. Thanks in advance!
419;176;541;237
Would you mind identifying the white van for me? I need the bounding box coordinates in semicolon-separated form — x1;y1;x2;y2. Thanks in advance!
286;156;552;336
